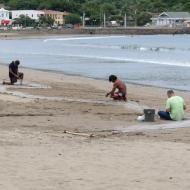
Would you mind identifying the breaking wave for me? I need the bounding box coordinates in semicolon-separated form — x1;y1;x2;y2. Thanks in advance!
44;36;190;53
43;35;126;42
8;51;190;67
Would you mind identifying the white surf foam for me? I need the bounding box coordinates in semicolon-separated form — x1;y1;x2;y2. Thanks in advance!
53;53;190;67
54;43;122;50
43;36;126;42
10;50;190;67
48;43;186;53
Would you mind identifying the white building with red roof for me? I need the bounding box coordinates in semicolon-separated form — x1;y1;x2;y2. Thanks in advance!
0;8;11;25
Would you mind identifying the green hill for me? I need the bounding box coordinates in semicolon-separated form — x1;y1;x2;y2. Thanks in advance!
1;0;190;26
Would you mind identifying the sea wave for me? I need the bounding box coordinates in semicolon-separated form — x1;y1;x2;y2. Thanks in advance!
63;44;190;52
120;45;177;52
11;51;190;67
44;40;190;53
59;54;190;67
43;35;126;42
43;36;190;53
53;43;121;50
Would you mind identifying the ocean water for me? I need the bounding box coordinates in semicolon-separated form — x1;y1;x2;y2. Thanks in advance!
0;35;190;90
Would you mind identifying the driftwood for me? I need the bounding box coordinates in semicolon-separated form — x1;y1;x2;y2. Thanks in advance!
63;130;95;138
0;113;54;117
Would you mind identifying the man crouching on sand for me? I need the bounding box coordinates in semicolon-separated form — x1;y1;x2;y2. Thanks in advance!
106;75;127;101
3;60;24;85
158;90;186;121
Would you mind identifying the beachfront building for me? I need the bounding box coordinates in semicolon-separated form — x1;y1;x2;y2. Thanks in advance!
43;10;69;25
0;8;11;25
151;12;190;27
11;10;44;21
184;20;190;27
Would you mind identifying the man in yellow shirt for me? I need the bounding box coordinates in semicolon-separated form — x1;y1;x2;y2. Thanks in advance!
158;90;186;121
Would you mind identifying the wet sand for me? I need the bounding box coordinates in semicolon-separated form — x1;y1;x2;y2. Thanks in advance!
0;64;190;189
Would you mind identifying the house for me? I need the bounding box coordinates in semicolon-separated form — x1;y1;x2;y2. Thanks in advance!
0;8;11;25
184;20;190;27
43;10;69;25
11;10;44;21
151;12;190;27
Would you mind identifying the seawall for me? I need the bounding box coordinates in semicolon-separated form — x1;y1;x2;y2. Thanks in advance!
0;27;190;39
81;27;190;35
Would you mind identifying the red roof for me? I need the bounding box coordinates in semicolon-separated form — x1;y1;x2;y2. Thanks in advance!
1;20;11;25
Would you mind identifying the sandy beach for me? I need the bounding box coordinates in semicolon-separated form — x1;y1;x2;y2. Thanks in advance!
0;63;190;189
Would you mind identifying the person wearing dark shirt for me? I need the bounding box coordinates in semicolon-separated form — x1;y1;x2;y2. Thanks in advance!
3;60;24;85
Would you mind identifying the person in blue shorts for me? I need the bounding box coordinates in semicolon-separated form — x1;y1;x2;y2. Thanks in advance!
158;90;186;121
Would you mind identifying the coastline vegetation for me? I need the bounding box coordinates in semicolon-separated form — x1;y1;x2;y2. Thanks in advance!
0;0;190;26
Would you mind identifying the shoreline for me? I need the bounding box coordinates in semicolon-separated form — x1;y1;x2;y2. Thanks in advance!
20;67;190;93
1;62;189;93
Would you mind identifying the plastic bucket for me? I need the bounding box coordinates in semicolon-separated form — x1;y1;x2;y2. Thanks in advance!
144;109;155;122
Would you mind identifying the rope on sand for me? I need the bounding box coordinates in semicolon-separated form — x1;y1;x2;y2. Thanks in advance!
0;83;149;112
116;119;190;133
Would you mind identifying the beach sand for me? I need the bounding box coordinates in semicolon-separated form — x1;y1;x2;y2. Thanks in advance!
0;63;190;189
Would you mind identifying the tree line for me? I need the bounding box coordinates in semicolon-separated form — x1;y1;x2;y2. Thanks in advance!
1;0;190;26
